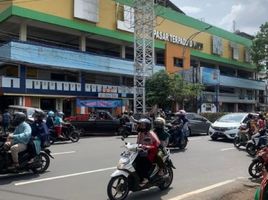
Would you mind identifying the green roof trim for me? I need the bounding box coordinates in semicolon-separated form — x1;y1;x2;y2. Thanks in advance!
0;6;11;23
191;49;256;70
115;0;252;47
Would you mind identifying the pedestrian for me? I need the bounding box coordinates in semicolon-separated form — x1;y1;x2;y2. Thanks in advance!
2;109;11;136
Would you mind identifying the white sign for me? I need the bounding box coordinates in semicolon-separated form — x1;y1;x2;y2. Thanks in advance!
74;0;99;23
98;93;119;99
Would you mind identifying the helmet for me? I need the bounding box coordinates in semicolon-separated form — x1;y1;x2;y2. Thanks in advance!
137;118;151;132
48;111;55;117
33;109;46;121
154;117;166;129
175;110;186;116
57;111;64;117
12;112;26;126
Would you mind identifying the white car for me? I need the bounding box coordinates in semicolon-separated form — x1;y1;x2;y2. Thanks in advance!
208;113;256;140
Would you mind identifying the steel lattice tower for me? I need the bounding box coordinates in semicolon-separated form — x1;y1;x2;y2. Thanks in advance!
133;0;155;114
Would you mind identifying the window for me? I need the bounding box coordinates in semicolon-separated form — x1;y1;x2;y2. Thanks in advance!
174;57;183;67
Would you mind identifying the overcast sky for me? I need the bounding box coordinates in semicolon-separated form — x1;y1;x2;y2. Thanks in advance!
170;0;268;35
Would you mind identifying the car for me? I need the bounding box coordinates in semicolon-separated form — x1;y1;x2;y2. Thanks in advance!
65;110;121;136
208;112;257;140
166;112;211;135
8;105;43;123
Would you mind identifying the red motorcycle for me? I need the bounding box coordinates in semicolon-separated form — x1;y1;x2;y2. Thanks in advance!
248;146;268;178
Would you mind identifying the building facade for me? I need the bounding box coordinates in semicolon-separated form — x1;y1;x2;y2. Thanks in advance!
0;0;265;115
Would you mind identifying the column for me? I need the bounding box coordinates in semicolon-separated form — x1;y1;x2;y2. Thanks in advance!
79;71;85;93
19;22;27;41
19;65;26;90
79;34;86;52
120;45;126;59
235;103;239;112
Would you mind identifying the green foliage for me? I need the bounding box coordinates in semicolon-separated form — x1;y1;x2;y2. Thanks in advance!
250;22;268;71
200;112;228;123
145;70;203;109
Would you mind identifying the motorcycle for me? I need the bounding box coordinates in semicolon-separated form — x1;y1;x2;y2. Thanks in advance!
248;146;268;178
49;123;80;144
0;136;54;174
233;123;251;149
107;138;175;200
246;133;267;157
254;164;268;200
166;123;188;149
118;122;137;138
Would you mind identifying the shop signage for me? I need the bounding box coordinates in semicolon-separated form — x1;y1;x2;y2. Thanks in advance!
98;93;119;98
154;30;203;50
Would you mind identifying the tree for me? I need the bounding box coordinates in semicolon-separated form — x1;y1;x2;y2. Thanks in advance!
145;70;203;111
145;70;171;108
250;22;268;71
169;74;203;110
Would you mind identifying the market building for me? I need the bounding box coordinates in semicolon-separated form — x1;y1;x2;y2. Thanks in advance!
0;0;265;115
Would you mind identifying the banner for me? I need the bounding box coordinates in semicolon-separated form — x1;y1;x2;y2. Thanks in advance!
201;67;220;85
77;99;122;108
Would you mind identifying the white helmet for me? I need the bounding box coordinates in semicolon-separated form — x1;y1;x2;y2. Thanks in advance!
154;117;166;128
175;110;186;116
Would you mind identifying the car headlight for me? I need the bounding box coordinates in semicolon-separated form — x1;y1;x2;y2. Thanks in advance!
117;157;130;169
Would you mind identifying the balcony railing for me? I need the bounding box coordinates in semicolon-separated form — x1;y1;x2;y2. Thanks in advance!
202;92;257;103
0;76;20;88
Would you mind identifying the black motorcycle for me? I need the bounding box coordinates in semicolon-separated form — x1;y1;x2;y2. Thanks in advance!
0;136;53;174
49;123;80;144
118;122;137;138
166;123;188;150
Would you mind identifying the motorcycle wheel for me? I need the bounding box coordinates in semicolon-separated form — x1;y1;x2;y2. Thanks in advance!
248;159;264;178
107;175;129;200
159;167;173;190
32;152;50;174
179;137;188;150
233;137;241;149
246;143;257;157
70;131;80;143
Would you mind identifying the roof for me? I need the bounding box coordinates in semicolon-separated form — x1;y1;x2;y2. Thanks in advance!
164;0;185;14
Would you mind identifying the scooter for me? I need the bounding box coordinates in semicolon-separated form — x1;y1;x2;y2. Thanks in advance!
233;124;251;149
166;123;188;150
49;123;80;144
0;136;54;174
107;138;175;200
248;146;268;178
246;133;267;157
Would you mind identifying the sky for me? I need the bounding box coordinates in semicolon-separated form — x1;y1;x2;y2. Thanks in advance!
170;0;268;35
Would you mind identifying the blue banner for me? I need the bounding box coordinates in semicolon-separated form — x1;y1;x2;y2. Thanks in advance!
201;67;220;85
77;99;122;108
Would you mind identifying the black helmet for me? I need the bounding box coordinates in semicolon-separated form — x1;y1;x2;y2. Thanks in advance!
154;117;166;129
12;112;26;126
137;118;151;132
33;109;46;121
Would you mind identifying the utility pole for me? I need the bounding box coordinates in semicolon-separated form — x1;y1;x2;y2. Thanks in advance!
133;0;155;114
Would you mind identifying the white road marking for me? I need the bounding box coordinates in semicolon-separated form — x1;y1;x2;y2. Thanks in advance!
189;137;202;141
220;147;236;151
15;167;116;186
51;151;76;156
168;179;236;200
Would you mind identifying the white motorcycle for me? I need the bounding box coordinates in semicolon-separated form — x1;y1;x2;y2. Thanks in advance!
107;138;175;200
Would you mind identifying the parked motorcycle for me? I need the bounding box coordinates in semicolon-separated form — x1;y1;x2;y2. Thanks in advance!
246;134;267;157
118;122;137;138
248;147;268;178
233;123;251;149
107;138;175;200
0;136;54;174
49;123;80;144
166;123;188;149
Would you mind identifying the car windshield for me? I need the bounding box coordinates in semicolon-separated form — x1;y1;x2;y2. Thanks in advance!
217;113;246;123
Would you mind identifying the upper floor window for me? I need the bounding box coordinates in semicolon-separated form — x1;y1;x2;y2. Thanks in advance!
174;57;183;68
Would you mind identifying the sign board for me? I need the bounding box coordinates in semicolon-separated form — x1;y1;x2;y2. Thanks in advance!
201;67;220;85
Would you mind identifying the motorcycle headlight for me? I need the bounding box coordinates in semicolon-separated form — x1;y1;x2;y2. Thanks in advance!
117;157;130;169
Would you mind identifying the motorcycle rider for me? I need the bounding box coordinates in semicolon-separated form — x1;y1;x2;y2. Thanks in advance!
129;111;138;132
28;110;48;162
153;117;170;176
46;111;55;130
54;111;65;138
136;118;160;186
4;112;32;169
170;110;189;145
252;113;267;148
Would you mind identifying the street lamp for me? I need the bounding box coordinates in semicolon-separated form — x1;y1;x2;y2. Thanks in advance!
182;25;213;59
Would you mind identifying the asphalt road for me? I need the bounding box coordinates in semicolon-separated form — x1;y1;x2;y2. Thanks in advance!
0;135;254;200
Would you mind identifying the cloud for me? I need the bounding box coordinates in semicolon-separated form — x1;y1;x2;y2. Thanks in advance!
220;0;268;34
180;6;202;14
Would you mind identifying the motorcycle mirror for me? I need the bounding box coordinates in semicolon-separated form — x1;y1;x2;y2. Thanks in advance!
121;137;125;141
